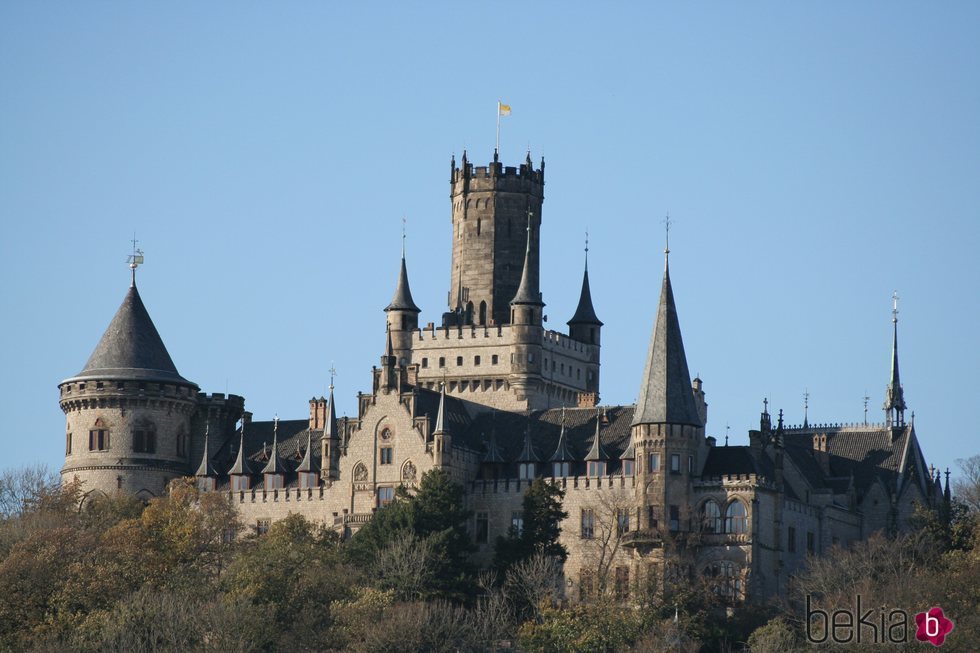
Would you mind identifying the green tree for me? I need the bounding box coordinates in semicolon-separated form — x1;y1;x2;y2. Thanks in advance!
348;469;474;600
493;478;567;573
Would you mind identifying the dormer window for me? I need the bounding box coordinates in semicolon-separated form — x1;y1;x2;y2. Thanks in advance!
299;472;319;489
197;477;217;492
232;475;250;492
264;474;284;490
588;461;606;477
518;463;536;480
553;461;570;477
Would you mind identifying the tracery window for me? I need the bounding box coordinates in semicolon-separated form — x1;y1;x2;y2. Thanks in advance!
700;499;722;533
725;500;748;534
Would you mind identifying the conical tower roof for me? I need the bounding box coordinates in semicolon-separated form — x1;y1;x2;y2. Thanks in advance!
195;423;219;477
67;284;194;385
568;266;602;326
632;258;702;427
385;254;421;313
884;303;906;414
550;408;575;462
511;217;543;306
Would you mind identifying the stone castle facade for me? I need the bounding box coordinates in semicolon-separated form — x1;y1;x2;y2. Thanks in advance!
59;149;949;602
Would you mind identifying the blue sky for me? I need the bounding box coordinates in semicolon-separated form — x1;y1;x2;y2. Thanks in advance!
1;3;978;481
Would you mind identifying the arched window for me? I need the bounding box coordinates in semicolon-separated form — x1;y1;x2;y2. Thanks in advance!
479;301;487;325
725;500;748;534
132;420;156;454
700;500;722;533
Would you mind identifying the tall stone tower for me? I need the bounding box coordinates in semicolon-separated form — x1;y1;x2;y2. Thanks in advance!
631;252;708;534
446;150;544;326
59;278;199;499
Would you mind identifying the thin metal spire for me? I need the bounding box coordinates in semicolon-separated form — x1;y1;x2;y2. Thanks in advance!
663;213;671;271
584;229;589;272
803;389;810;428
127;235;144;287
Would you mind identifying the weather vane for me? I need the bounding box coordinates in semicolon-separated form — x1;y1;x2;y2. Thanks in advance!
329;362;337;392
663;212;672;255
892;291;900;323
401;216;407;258
863;392;870;425
127;235;144;285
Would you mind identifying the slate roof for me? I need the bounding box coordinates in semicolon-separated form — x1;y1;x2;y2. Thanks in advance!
781;423;928;498
510;231;543;306
567;267;602;326
385;255;421;313
460;405;635;469
632;262;703;427
66;284;194;386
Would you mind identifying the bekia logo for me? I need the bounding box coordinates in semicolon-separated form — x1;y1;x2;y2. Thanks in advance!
915;607;954;647
806;596;955;646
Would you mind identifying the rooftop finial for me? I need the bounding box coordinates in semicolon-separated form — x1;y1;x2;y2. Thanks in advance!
803;389;810;428
525;206;533;255
863;392;870;425
329;362;337;392
663;213;671;271
127;235;144;287
584;229;589;272
401;216;407;259
892;291;900;324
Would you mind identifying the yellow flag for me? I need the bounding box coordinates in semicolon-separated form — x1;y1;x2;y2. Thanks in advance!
499;103;512;116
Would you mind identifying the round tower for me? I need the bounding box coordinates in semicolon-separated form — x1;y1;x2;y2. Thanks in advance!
447;150;544;326
59;279;199;501
384;248;421;366
508;214;545;404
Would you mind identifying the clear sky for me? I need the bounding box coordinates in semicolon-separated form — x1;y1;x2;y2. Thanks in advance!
1;3;978;482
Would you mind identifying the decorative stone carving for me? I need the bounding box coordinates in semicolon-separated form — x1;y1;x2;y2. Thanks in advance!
402;460;417;482
353;462;368;482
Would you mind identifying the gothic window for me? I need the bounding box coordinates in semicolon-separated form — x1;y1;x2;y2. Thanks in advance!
700;500;722;533
256;519;271;535
479;301;487;325
377;486;395;506
648;453;660;472
617;509;630;534
580;508;595;539
475;511;489;544
704;561;743;602
648;505;660;529
725;500;748;534
614;566;630;600
132;422;156;454
511;511;524;537
89;428;110;451
380;447;393;465
670;453;681;474
176;427;188;457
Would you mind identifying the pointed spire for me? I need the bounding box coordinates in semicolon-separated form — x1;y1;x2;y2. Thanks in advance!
261;415;287;475
384;324;395;359
195;422;219;477
511;208;543;306
884;292;907;425
296;428;319;473
944;468;951;503
482;427;505;464
228;420;253;476
631;248;703;427
803;389;810;429
585;410;609;461
324;380;338;441
385;236;421;314
568;234;603;327
518;416;540;462
550;408;575;462
68;283;193;385
433;382;447;435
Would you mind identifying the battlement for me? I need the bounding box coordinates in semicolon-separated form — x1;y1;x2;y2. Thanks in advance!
59;378;199;402
451;158;544;190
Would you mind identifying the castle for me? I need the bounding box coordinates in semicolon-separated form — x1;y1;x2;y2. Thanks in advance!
59;150;949;601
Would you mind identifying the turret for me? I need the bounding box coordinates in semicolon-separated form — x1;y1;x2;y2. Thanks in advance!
260;416;287;490
194;423;218;491
59;265;200;500
385;241;421;365
509;213;545;402
630;242;705;533
446;151;545;326
321;381;339;480
517;418;540;480
550;408;574;477
432;383;452;468
567;247;603;346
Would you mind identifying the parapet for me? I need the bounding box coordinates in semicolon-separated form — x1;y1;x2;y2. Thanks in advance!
451;156;544;193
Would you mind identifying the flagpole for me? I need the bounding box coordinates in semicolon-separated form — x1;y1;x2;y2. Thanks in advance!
496;100;500;154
